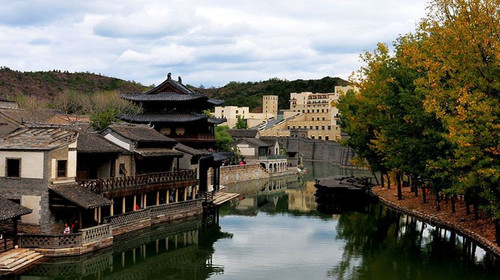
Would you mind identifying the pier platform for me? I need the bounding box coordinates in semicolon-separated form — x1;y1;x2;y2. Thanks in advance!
0;248;44;275
212;192;240;205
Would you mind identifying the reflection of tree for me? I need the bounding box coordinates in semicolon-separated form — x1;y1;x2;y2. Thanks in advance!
328;204;499;280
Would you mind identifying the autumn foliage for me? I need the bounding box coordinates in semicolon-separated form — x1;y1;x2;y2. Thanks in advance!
337;0;500;241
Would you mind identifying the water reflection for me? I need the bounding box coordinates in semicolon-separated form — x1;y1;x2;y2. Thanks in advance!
7;162;499;280
9;217;230;280
330;205;499;280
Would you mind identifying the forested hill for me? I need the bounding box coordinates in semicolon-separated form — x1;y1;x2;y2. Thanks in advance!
0;67;148;100
0;67;348;112
196;76;348;111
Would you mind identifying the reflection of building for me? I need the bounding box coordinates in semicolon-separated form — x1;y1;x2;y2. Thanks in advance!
20;217;226;279
285;181;317;212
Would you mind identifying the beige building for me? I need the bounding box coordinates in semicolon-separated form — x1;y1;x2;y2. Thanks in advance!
262;95;278;118
260;91;342;141
214;95;277;128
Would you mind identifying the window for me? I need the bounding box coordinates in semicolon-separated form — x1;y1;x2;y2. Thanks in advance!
326;136;330;140
328;126;331;130
119;163;127;176
57;160;67;178
6;158;20;178
319;136;322;140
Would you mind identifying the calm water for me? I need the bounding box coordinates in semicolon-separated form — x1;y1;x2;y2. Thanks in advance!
6;162;499;280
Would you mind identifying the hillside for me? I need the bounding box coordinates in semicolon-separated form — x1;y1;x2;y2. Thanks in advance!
0;67;148;100
196;76;348;111
0;68;348;112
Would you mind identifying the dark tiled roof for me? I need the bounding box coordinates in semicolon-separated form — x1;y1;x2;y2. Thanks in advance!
145;74;195;95
0;196;32;221
77;130;128;154
175;143;209;156
118;113;208;124
135;148;184;157
208;99;224;106
107;124;177;144
0;108;62;137
208;117;226;125
121;92;206;102
50;183;112;209
236;138;272;147
0;126;78;150
212;152;233;162
259;137;278;146
227;129;259;139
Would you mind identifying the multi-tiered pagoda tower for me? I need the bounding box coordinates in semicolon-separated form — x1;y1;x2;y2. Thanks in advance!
119;73;225;149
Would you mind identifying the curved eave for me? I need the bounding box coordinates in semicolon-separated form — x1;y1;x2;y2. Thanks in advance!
208;99;224;106
208;117;227;125
121;92;206;102
118;113;208;124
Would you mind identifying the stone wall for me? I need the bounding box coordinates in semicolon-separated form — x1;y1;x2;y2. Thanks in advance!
277;137;356;166
216;164;270;185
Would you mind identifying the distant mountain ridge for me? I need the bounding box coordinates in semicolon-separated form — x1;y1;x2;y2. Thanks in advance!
0;67;348;111
194;76;348;111
0;67;148;100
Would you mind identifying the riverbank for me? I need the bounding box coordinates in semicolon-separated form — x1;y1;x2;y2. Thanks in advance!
373;186;500;257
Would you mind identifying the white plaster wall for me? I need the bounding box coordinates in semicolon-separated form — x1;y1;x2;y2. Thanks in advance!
237;144;255;157
104;134;132;151
21;195;41;225
0;151;44;179
67;149;77;178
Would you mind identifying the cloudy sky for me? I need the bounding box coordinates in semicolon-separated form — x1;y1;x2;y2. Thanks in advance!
0;0;429;87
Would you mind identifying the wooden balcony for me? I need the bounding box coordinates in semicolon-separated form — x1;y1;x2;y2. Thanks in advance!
79;170;198;195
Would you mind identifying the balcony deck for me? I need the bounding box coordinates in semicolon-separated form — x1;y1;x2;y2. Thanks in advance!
79;170;198;197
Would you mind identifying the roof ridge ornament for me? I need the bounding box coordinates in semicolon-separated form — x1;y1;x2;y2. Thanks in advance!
167;73;172;80
178;76;182;84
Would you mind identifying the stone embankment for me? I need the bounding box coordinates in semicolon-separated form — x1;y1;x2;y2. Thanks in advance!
374;186;500;258
277;137;356;166
210;164;298;186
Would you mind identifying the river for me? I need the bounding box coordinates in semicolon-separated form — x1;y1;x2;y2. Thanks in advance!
6;162;499;279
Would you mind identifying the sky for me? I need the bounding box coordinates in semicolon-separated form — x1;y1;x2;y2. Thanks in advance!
0;0;429;88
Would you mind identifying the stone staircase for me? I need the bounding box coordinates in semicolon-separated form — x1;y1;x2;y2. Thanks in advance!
0;248;44;274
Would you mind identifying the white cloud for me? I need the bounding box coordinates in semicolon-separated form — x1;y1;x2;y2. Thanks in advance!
0;0;429;87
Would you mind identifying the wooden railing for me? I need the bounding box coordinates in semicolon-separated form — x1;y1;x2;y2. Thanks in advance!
80;224;112;244
79;169;197;194
17;224;113;249
18;233;82;249
103;200;203;227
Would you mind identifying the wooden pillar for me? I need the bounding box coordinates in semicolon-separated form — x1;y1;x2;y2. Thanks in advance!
175;189;179;202
156;240;159;253
98;207;102;224
13;218;18;247
156;191;160;206
166;189;170;204
132;248;136;263
122;197;126;214
143;194;147;208
110;203;114;216
165;237;169;250
184;187;188;201
94;208;98;221
121;252;125;268
133;195;137;211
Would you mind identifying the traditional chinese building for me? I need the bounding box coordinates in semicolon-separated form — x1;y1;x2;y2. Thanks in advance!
119;73;225;149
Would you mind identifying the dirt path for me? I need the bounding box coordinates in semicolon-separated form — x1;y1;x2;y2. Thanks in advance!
373;185;500;257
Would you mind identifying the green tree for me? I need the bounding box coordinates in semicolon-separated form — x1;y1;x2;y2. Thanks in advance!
215;125;234;152
235;116;247;129
409;0;500;224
